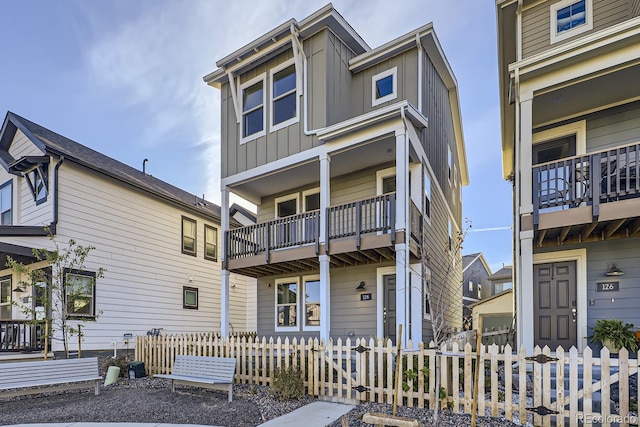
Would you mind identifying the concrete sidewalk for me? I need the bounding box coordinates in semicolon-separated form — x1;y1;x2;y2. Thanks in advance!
257;401;355;426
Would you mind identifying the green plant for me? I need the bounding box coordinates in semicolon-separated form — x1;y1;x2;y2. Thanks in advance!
271;364;304;401
588;319;639;353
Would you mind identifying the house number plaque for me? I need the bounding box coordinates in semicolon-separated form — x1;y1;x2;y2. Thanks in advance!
360;293;372;301
596;281;619;292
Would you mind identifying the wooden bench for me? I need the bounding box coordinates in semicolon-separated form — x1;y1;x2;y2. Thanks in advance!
155;355;236;402
0;357;103;398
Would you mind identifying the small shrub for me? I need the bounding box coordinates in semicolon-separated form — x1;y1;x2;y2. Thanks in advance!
271;364;304;401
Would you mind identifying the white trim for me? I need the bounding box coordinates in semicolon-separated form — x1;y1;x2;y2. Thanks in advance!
269;58;300;132
240;73;267;144
532;120;587;155
372;67;398;107
302;187;320;212
302;274;321;332
274;192;300;218
550;0;593;44
274;276;300;332
532;248;588;351
376;266;396;339
376;166;396;195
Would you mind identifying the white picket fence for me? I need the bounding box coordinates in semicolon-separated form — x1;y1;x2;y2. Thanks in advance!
136;334;639;426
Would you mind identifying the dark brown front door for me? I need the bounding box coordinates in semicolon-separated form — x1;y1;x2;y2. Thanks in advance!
534;262;577;349
383;275;396;342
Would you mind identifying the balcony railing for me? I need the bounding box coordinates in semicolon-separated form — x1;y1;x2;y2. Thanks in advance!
533;143;639;224
0;320;48;352
227;210;320;260
227;193;401;260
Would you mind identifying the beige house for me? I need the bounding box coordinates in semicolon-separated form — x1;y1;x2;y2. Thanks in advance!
0;112;255;354
497;0;640;352
204;5;468;345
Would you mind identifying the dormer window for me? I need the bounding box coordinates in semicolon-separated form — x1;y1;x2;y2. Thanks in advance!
270;60;298;131
372;67;397;106
550;0;592;44
241;74;266;143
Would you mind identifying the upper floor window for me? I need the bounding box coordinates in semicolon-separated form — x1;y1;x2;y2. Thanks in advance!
241;74;266;143
204;225;217;261
0;180;12;225
372;67;398;106
423;171;431;218
65;269;96;319
34;169;48;204
550;0;593;44
270;60;298;131
182;216;197;256
447;146;452;183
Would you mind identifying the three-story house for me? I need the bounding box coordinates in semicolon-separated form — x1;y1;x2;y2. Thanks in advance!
205;4;468;345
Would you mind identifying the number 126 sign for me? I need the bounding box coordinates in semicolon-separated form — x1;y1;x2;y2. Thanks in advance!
597;281;619;292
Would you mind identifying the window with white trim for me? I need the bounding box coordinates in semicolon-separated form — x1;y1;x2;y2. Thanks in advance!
241;74;266;142
303;275;320;330
423;171;431;218
275;193;299;218
276;278;299;331
423;267;432;320
270;60;298;131
0;180;12;225
372;67;397;106
181;216;197;256
65;269;96;319
204;225;217;261
550;0;592;44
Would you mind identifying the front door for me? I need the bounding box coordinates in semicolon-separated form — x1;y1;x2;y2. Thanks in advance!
383;275;396;342
534;262;577;349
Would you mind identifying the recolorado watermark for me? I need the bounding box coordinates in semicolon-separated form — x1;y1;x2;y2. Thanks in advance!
577;414;635;423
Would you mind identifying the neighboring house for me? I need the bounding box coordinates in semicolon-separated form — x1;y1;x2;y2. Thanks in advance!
470;288;514;334
230;203;257;227
0;112;256;353
487;265;513;297
497;0;640;352
461;253;491;329
204;4;468;345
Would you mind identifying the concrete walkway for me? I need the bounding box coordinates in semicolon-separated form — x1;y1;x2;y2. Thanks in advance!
257;401;355;426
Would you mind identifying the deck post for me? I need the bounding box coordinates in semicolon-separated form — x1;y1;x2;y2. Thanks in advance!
221;188;230;339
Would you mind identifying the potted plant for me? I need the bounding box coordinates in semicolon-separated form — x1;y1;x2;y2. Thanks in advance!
589;319;639;354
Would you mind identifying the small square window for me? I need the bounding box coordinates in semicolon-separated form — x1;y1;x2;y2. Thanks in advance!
550;0;592;44
371;68;398;106
182;216;197;256
183;286;198;309
204;225;217;261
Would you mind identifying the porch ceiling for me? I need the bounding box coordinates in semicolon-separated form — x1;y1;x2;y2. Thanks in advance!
0;242;39;269
229;135;397;202
535;215;640;247
533;63;640;127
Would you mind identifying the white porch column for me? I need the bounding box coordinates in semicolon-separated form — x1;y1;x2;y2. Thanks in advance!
410;264;423;347
518;94;534;352
319;153;331;343
395;130;410;346
220;188;230;338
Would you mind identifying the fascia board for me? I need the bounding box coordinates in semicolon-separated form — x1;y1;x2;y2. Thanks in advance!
316;101;410;141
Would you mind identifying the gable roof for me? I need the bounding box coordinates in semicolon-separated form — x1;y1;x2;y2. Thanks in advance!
230;203;257;224
462;252;491;275
0;111;223;222
488;265;512;281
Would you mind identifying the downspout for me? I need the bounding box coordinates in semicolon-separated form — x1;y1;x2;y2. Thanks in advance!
416;33;423;113
291;25;323;136
49;156;64;235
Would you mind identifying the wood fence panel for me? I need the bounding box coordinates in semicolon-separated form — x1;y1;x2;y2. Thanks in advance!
543;346;551;427
619;348;629;426
418;341;426;409
504;344;513;421
518;346;527;425
478;344;485;415
464;343;472;414
583;347;593;427
490;344;499;417
601;347;611;427
452;342;460;413
556;346;565;427
569;346;579;427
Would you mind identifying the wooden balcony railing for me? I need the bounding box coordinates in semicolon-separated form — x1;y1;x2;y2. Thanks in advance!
533;143;639;225
0;320;48;352
227;210;320;260
227;193;401;260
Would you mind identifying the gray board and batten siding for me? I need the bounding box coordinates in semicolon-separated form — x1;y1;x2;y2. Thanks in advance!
535;238;640;334
522;0;634;59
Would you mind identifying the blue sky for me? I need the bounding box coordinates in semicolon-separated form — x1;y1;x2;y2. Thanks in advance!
0;0;512;272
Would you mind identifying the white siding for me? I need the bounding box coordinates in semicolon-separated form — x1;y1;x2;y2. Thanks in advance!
2;160;255;351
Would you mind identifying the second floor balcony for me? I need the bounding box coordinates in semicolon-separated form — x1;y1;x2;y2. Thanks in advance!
532;142;640;246
226;193;423;277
